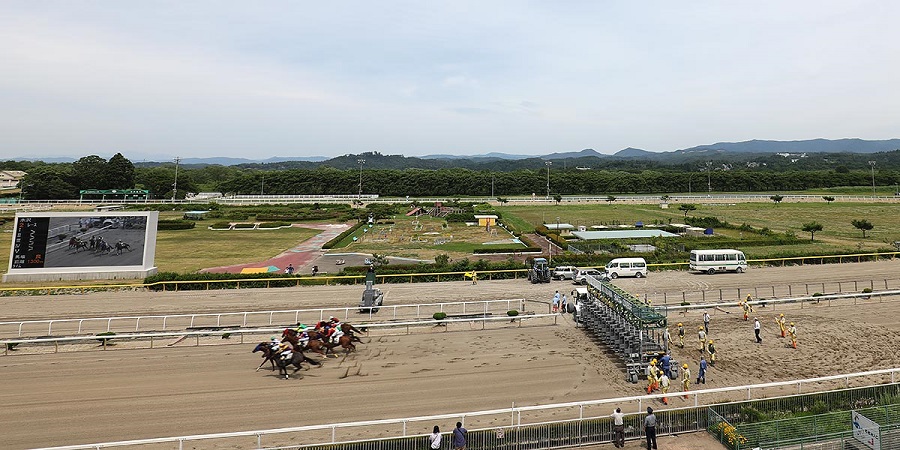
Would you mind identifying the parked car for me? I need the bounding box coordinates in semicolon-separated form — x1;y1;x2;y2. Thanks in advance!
552;265;578;280
573;268;604;285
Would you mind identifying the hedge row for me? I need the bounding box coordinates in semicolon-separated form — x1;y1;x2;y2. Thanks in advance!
143;271;340;291
534;224;569;250
157;219;195;230
473;247;541;254
322;221;366;249
257;222;292;228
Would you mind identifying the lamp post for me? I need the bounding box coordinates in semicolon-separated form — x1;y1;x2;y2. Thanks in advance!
545;161;552;199
688;171;697;195
869;161;876;198
172;156;181;202
705;161;713;194
357;158;366;199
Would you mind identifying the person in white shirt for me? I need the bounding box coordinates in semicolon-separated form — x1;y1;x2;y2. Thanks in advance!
611;407;625;447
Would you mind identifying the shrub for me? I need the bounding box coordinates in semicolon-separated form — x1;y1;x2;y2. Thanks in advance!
210;221;232;229
96;331;116;345
6;342;19;350
507;310;519;317
257;222;291;228
433;312;447;321
322;221;366;249
157;219;195;230
232;223;256;229
862;288;873;294
812;292;823;297
681;301;691;306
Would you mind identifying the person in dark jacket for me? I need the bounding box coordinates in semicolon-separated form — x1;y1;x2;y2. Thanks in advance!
644;407;657;450
452;421;467;449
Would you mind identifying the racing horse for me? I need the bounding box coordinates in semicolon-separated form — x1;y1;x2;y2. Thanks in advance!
252;342;278;371
253;342;320;379
114;241;131;255
323;335;357;356
281;330;328;357
273;347;320;379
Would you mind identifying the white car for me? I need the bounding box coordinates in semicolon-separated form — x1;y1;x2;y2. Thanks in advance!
573;268;604;285
552;265;577;280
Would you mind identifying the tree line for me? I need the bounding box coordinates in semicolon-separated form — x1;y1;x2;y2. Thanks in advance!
4;155;899;199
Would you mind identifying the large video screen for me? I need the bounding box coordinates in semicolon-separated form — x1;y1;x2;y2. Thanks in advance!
8;212;158;272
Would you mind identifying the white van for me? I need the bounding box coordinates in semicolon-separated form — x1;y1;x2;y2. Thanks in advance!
604;257;648;279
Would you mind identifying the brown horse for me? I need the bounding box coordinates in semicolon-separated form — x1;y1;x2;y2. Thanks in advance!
324;335;356;356
281;331;328;357
253;341;320;379
340;323;365;343
252;342;277;371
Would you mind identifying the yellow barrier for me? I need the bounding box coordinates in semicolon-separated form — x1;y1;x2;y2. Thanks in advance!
0;252;896;295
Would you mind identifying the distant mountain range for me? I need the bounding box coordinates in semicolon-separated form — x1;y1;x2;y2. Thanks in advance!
8;138;900;166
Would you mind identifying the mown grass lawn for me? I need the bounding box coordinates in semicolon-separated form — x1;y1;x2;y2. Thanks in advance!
331;215;525;261
498;202;900;251
154;225;320;273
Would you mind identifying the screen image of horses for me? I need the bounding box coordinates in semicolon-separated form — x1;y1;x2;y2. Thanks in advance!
41;215;148;268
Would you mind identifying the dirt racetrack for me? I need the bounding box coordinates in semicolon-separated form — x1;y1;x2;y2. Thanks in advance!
1;260;900;449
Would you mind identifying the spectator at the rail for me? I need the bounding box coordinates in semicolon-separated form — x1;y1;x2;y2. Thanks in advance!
429;425;442;449
611;407;625;447
452;421;467;450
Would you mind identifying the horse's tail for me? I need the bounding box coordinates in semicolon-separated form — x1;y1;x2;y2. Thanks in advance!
350;325;363;335
303;355;321;366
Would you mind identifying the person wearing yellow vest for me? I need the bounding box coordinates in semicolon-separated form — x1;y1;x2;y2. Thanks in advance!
677;323;685;348
681;363;691;399
742;295;753;321
774;313;786;338
698;326;707;353
659;372;671;405
646;359;658;394
707;339;717;366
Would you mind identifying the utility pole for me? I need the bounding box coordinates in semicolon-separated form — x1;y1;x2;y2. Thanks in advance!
491;174;495;199
357;158;366;199
261;174;265;195
545;161;552;199
706;161;713;194
172;156;181;202
869;161;876;197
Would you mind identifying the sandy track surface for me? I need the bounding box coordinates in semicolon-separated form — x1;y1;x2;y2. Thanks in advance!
1;260;899;449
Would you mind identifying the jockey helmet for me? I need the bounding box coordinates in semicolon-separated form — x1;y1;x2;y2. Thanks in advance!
270;336;278;341
331;317;340;323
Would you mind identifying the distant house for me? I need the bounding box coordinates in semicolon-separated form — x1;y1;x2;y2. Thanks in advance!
0;170;26;190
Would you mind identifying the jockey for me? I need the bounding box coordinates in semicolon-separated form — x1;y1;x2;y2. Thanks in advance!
277;340;294;360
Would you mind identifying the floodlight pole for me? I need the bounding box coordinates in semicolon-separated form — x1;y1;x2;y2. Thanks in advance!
869;161;876;198
172;156;181;203
357;158;366;199
545;161;552;199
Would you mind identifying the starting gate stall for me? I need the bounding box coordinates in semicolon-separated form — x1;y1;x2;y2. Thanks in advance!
582;275;670;383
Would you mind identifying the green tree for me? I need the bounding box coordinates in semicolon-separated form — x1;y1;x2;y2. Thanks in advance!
801;222;823;241
434;254;450;266
105;153;135;189
851;219;874;238
605;195;617;202
678;203;697;219
553;194;562;205
770;194;784;204
496;197;509;205
72;155;109;189
20;165;77;199
822;196;835;203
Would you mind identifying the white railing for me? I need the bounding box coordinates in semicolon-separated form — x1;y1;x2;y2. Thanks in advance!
0;314;557;354
655;289;900;315
0;298;527;338
34;367;900;450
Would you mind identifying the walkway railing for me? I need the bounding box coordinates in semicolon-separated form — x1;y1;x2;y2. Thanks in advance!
0;298;527;338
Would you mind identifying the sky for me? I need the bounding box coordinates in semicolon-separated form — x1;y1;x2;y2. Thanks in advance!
2;1;900;161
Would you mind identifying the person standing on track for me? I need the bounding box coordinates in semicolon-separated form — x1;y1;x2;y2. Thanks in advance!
678;323;685;348
788;322;798;349
703;311;711;334
697;356;708;385
698;326;707;353
754;317;762;344
707;340;717;366
775;313;787;338
682;363;691;399
662;327;671;353
659;372;671;405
